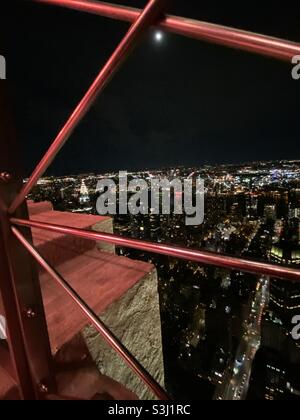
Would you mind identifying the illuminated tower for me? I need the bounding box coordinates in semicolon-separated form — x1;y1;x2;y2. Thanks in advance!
79;179;90;204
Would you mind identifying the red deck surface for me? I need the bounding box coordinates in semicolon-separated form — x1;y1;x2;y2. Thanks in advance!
41;248;154;352
26;207;154;351
27;200;53;215
29;207;112;268
0;205;154;399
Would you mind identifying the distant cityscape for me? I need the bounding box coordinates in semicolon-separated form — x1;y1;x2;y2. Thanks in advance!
28;160;300;400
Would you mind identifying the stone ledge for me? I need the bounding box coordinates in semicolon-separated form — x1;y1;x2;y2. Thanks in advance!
84;268;165;400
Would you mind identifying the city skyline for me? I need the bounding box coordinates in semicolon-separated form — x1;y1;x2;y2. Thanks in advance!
27;158;300;400
23;158;300;179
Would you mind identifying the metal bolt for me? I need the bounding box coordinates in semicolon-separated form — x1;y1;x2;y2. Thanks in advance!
26;308;36;319
0;172;12;183
39;383;48;394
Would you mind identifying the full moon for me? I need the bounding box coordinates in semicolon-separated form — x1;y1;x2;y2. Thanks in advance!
154;31;163;42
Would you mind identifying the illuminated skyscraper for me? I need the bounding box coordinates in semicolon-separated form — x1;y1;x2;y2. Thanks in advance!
79;180;90;204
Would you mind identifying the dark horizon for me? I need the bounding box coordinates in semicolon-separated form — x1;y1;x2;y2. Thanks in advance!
23;158;300;179
3;1;300;176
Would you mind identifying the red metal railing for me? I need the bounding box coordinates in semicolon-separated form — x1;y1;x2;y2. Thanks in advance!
35;0;300;61
1;0;300;401
11;217;300;283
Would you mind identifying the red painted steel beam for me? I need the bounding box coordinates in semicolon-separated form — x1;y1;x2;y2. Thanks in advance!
11;226;170;401
8;0;166;215
35;0;300;61
0;66;55;398
11;217;300;283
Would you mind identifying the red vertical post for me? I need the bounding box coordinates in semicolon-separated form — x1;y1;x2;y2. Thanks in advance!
0;213;35;399
0;47;55;398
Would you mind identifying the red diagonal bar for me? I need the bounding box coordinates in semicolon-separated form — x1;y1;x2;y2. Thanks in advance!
11;226;170;401
35;0;300;61
10;217;300;283
8;0;166;215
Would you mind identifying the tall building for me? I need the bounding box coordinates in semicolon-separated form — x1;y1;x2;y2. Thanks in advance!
79;180;90;204
264;205;277;222
289;208;300;220
269;218;300;324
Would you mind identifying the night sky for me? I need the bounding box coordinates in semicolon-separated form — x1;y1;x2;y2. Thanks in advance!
2;1;300;176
